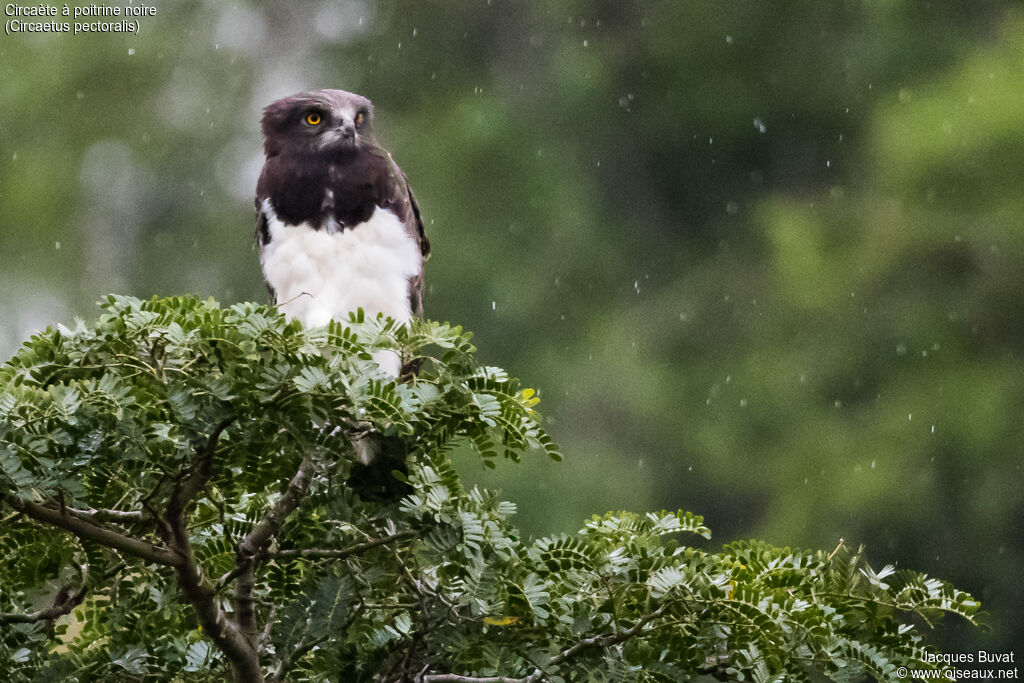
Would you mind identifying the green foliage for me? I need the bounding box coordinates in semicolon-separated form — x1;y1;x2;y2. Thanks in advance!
0;297;979;681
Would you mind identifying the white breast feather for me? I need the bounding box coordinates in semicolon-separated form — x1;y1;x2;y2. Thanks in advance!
260;199;421;376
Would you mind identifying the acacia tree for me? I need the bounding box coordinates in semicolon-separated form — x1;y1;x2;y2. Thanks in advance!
0;296;978;681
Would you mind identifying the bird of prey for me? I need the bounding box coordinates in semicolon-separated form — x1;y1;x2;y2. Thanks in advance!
255;88;430;377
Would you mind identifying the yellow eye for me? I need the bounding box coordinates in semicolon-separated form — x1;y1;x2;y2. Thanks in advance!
305;112;322;126
355;111;366;126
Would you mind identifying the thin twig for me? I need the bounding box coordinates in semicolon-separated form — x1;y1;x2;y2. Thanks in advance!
423;604;671;683
0;563;90;626
267;530;419;560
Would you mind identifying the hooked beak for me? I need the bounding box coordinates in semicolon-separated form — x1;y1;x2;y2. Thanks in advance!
319;124;357;151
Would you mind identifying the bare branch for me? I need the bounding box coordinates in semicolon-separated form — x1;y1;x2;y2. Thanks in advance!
1;493;182;567
267;530;419;560
234;453;315;648
421;676;528;683
258;605;277;656
168;535;261;683
67;507;149;524
267;602;364;683
158;416;261;683
0;564;89;627
544;603;668;669
215;528;417;593
422;605;670;683
166;416;235;522
268;633;329;682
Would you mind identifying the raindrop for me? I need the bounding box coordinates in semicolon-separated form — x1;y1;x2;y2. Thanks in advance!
870;460;876;470
739;399;747;408
725;34;733;44
11;152;17;161
412;27;417;36
127;48;136;56
491;301;496;310
55;241;61;250
753;118;766;133
908;413;913;420
582;40;588;47
931;425;935;433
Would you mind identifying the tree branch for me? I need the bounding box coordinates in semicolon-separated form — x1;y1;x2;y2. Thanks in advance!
215;529;418;594
1;493;182;567
67;507;149;524
543;603;667;670
0;564;90;627
167;532;262;683
159;416;262;683
268;530;419;560
267;602;364;683
165;416;234;523
422;605;670;683
268;633;329;682
234;453;315;649
420;676;527;683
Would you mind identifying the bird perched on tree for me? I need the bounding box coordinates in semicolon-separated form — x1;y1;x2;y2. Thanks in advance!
255;90;429;487
255;88;430;377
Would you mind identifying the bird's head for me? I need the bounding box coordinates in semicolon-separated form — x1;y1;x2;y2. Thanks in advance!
260;89;377;157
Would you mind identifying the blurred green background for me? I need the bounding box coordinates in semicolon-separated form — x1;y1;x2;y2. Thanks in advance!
1;0;1021;656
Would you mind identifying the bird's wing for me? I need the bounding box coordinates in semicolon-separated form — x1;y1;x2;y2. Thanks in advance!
383;151;429;259
381;152;430;317
253;191;276;301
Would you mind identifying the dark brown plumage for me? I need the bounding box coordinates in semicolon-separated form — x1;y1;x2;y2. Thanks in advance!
255;89;429;331
255;89;431;489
